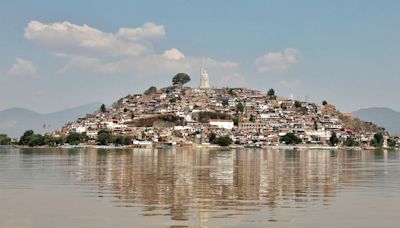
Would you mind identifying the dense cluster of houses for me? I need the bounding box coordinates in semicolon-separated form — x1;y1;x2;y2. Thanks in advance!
54;86;391;148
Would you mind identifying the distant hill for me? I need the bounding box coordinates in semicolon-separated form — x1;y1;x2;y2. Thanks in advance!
353;107;400;136
0;103;101;138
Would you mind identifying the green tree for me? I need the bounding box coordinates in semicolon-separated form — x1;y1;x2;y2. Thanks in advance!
232;117;239;126
294;100;301;108
322;100;328;106
249;114;256;122
329;132;339;146
19;130;35;145
267;88;276;99
43;135;55;146
29;134;45;146
344;138;359;147
236;102;244;113
214;136;233;146
113;135;124;145
97;130;114;145
267;88;275;97
387;138;397;147
0;134;11;145
281;133;302;144
172;73;191;86
113;135;132;145
371;132;384;147
66;132;87;145
100;104;107;113
122;136;132;145
208;132;217;144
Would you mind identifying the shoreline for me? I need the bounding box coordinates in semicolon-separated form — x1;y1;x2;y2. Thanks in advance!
6;144;398;151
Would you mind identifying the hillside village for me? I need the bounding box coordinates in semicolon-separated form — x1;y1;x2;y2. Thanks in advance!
51;70;398;149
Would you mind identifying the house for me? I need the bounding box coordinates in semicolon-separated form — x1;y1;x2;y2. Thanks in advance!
209;119;234;130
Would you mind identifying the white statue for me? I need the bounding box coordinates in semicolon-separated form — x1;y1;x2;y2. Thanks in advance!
199;67;210;89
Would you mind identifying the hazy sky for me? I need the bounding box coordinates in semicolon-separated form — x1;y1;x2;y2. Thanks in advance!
1;0;399;113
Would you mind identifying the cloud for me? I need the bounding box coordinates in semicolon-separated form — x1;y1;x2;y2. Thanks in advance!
24;20;154;57
279;80;302;89
24;20;243;86
255;48;300;74
6;58;37;77
57;56;102;74
60;54;240;81
116;22;166;41
162;48;185;60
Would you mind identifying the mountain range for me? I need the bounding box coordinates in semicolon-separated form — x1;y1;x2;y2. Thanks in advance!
0;103;101;138
353;107;400;136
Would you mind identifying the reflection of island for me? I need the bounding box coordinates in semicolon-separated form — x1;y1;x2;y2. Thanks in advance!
64;148;394;223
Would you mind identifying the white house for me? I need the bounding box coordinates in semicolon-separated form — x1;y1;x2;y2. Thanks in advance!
209;119;234;130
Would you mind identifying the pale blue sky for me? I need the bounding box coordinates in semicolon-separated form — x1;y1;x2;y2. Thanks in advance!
1;0;399;113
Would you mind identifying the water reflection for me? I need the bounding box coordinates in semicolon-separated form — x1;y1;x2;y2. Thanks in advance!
53;148;398;221
1;148;399;227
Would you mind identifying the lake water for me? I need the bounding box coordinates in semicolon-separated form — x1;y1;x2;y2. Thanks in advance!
0;148;400;228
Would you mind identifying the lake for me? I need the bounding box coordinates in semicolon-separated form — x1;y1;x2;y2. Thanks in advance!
0;148;399;227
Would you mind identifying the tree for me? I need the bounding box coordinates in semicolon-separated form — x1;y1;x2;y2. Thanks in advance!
0;134;11;145
236;102;244;113
214;136;233;146
97;130;114;145
19;130;35;145
371;132;384;147
281;133;302;144
249;114;256;122
28;134;45;147
344;138;359;147
144;86;157;95
43;135;56;146
122;136;133;145
267;88;275;97
172;73;191;86
232;117;239;126
222;98;229;107
329;132;339;146
113;135;132;145
66;132;87;145
100;104;107;113
294;100;301;108
267;88;276;99
322;100;328;106
387;138;397;148
208;132;217;144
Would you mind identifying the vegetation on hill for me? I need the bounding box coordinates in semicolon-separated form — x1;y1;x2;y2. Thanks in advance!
337;112;384;133
127;114;185;127
194;112;231;123
144;86;157;95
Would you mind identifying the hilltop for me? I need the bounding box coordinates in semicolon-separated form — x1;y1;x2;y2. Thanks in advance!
53;83;395;148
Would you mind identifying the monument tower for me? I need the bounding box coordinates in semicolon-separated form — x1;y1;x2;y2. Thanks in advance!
199;66;210;89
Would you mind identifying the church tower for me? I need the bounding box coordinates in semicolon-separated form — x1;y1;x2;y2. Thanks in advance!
199;67;210;89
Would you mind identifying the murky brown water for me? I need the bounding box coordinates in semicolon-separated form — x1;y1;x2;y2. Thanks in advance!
0;148;400;227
